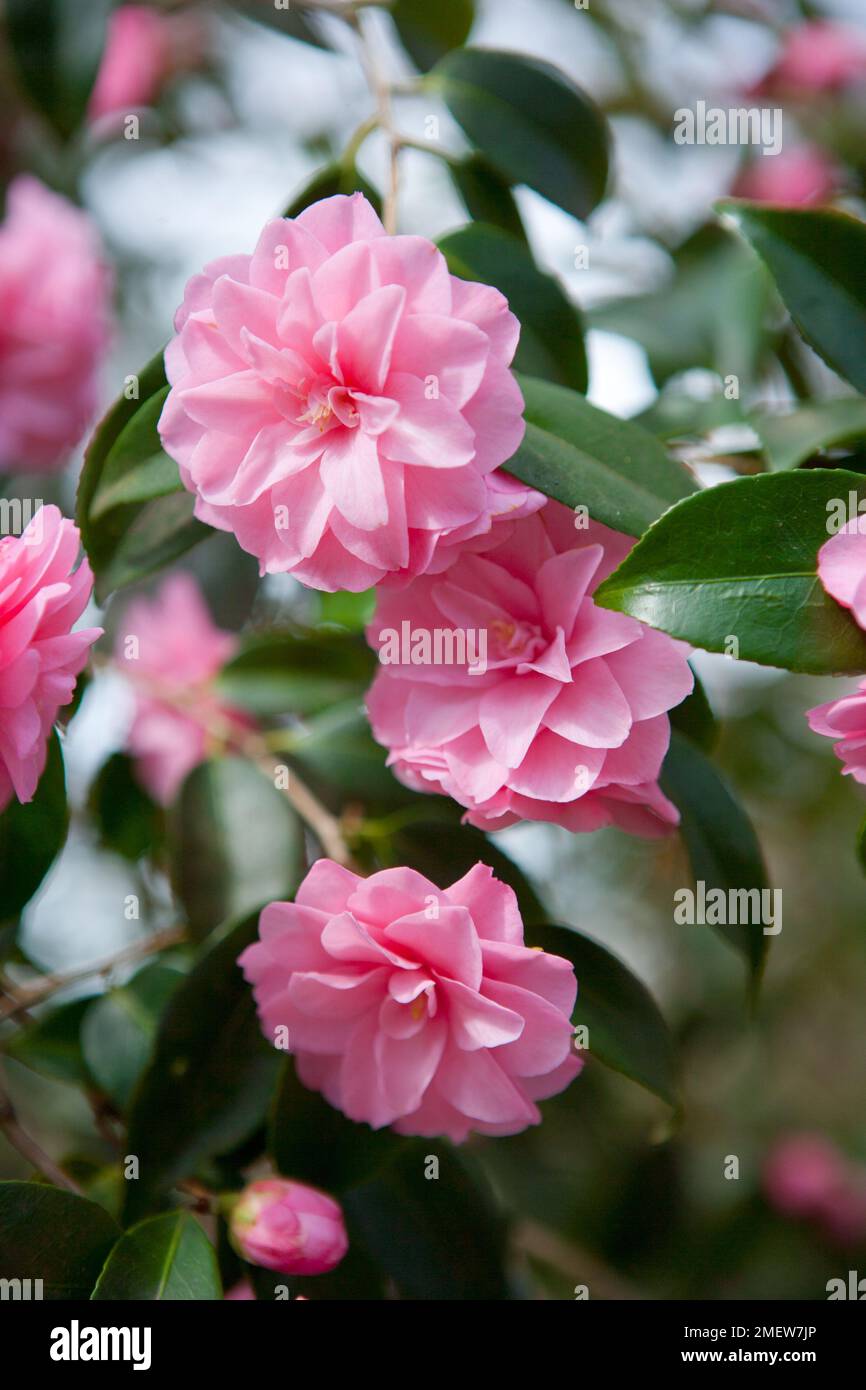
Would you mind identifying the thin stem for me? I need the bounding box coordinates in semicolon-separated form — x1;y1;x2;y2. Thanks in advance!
348;9;401;233
0;1059;83;1192
0;925;187;1024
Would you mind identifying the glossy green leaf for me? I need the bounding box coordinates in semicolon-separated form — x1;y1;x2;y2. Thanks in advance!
440;224;587;392
6;997;96;1086
124;915;281;1223
669;671;717;752
594;469;866;674
169;758;305;941
91;1210;221;1300
448;155;527;242
529;923;678;1106
81;963;186;1110
345;1142;510;1300
0;732;69;922
0;1182;119;1299
751;399;866;472
282;162;381;219
392;0;474;71
504;375;697;536
660;732;769;978
717;202;866;394
88;752;163;862
432;48;609;219
217;632;375;719
5;0;113;139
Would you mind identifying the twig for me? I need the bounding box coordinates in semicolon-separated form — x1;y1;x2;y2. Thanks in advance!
514;1219;644;1300
0;1059;83;1192
348;8;401;233
0;925;187;1024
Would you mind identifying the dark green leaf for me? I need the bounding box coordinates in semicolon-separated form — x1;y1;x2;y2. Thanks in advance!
5;997;96;1085
0;1181;119;1299
91;1210;222;1300
440;224;587;393
669;671;717;752
88;753;164;862
282;162;381;219
432;48;609;219
169;758;305;941
4;0;112;139
269;1059;404;1193
448;155;527;241
717;202;866;394
392;0;474;71
504;375;697;536
0;732;68;922
81;963;186;1110
286;702;418;812
124;914;280;1223
594;469;866;674
217;632;375;719
345;1142;510;1300
229;0;329;49
752;399;866;472
530;923;678;1105
660;732;769;979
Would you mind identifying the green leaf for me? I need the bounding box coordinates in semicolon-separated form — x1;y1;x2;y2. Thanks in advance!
669;671;717;752
217;631;375;719
392;0;474;72
282;162;382;219
91;1210;221;1300
269;1059;404;1193
5;997;96;1085
286;702;418;812
229;0;329;49
81;963;186;1111
504;375;697;536
660;732;769;979
88;753;164;862
169;758;305;941
77;356;208;601
448;155;527;242
439;224;587;393
0;1181;119;1299
345;1142;510;1300
717;202;866;394
530;923;678;1105
432;48;609;219
751;399;866;472
594;469;866;674
4;0;112;139
392;817;547;925
0;732;69;922
123;915;281;1223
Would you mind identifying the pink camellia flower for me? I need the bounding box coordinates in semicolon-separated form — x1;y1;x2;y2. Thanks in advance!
763;1134;866;1246
239;858;582;1142
365;500;694;836
807;519;866;778
229;1177;348;1276
0;506;100;811
732;146;839;208
807;684;866;782
755;21;866;96
223;1280;255;1300
88;5;175;120
116;572;251;804
0;176;111;472
158;193;541;592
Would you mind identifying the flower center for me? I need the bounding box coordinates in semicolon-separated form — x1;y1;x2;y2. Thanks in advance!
296;379;359;432
488;617;546;665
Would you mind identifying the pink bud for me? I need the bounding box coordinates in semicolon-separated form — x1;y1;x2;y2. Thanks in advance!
229;1178;348;1276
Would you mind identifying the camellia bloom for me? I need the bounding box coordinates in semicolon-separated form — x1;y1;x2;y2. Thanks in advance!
240;858;582;1142
88;4;202;121
732;146;838;208
755;21;866;96
365;501;694;836
116;572;250;804
763;1134;866;1246
0;506;100;811
0;176;111;472
229;1177;348;1276
807;519;866;778
158;193;541;591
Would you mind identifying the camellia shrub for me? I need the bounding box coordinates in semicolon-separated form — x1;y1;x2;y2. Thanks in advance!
1;0;866;1306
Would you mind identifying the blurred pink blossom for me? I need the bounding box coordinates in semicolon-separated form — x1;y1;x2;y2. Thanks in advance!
88;4;205;120
240;858;582;1142
0;176;112;472
0;506;100;811
116;571;251;804
755;21;866;96
732;146;839;207
229;1177;348;1276
764;1134;866;1245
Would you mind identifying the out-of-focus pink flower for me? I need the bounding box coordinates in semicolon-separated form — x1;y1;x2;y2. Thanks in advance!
224;1280;255;1300
240;858;582;1142
763;1134;866;1246
732;146;839;207
365;501;694;836
0;176;111;473
755;21;866;96
88;5;174;120
229;1177;348;1276
158;193;541;592
0;506;100;811
807;519;866;779
116;572;251;804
